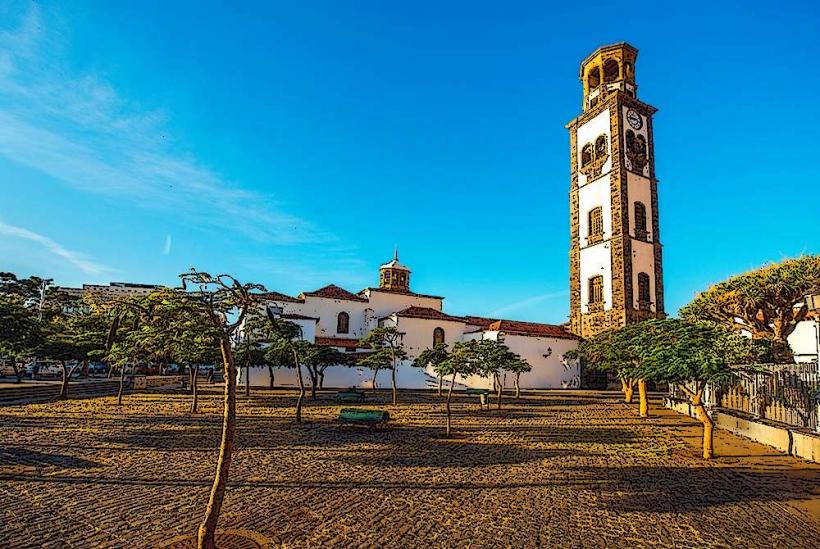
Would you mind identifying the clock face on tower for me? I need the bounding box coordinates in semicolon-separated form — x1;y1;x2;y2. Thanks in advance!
626;109;643;130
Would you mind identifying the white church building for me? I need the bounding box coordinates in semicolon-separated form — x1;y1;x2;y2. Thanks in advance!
242;251;582;390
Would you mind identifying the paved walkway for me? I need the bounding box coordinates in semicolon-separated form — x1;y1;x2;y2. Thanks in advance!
1;390;820;548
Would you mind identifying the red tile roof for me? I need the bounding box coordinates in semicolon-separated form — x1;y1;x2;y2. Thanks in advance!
315;336;363;349
390;306;465;323
255;291;304;303
301;284;368;302
360;287;444;300
486;319;580;340
462;315;499;328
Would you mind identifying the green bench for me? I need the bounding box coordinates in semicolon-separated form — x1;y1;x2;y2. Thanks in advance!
335;390;366;403
338;408;390;430
465;388;490;409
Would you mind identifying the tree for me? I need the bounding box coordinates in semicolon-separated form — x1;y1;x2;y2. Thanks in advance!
180;270;264;549
411;343;450;396
634;319;764;459
0;296;41;382
108;289;219;411
235;309;267;397
680;255;820;362
40;296;109;399
473;339;529;410
506;356;532;399
264;313;320;422
565;325;654;416
302;345;349;399
358;327;407;405
434;341;478;436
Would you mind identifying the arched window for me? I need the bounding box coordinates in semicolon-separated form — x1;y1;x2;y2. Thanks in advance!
634;202;647;238
581;144;594;167
587;66;600;89
603;59;619;82
625;61;634;79
626;130;636;153
637;273;651;304
588;207;603;239
636;134;647;156
433;327;445;346
588;276;604;305
336;312;350;334
595;135;607;158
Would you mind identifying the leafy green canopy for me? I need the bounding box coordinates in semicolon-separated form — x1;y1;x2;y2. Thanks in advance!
568;318;765;386
680;255;820;360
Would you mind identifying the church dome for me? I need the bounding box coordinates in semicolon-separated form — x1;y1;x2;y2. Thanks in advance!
379;249;411;291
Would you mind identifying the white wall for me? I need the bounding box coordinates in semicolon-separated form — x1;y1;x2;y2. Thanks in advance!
788;320;819;363
579;244;612;312
578;174;613;247
625;171;654;241
291;297;370;339
364;289;443;318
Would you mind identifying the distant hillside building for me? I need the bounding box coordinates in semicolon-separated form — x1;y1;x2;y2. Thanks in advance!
55;282;160;300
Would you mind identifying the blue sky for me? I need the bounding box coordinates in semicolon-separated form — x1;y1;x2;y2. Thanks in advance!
1;1;818;324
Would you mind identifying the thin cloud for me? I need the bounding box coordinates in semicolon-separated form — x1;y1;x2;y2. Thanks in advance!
0;5;325;244
0;220;113;276
489;291;568;317
162;235;172;256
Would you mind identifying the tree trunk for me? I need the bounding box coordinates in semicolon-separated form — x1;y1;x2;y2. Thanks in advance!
60;361;69;399
267;365;275;390
190;365;200;413
189;366;196;395
771;339;794;363
445;372;456;437
293;348;305;424
244;365;250;397
371;368;379;393
390;346;399;406
9;356;21;383
197;337;238;549
307;366;318;400
692;391;714;459
514;373;521;399
621;378;635;403
438;375;443;397
638;379;649;417
495;374;503;410
81;359;89;378
117;363;127;406
318;370;325;389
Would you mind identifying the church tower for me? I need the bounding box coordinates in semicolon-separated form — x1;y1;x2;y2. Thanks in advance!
379;249;411;292
567;43;665;338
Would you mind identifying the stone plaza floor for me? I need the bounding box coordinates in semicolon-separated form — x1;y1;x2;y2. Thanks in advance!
2;388;820;548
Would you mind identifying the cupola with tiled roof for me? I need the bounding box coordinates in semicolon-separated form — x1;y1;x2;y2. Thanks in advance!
378;248;411;292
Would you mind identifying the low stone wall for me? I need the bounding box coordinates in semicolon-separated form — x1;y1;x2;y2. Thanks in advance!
133;375;185;390
665;396;820;464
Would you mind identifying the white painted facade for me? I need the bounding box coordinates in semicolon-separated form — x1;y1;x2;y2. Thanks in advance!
239;256;581;389
788;319;820;364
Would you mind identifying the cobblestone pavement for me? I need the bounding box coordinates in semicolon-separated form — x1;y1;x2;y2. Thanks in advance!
2;389;820;548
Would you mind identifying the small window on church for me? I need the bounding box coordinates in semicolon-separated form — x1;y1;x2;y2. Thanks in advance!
634;202;647;238
337;312;350;334
433;327;445;346
603;59;619;83
587;66;600;89
637;273;651;303
581;144;593;167
625;61;634;79
595;135;607;158
589;276;604;305
626;130;636;153
588;207;603;238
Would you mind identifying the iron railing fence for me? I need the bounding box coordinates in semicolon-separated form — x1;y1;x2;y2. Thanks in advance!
669;362;820;432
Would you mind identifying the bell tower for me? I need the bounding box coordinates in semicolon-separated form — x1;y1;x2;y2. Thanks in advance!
567;43;665;338
378;249;411;292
